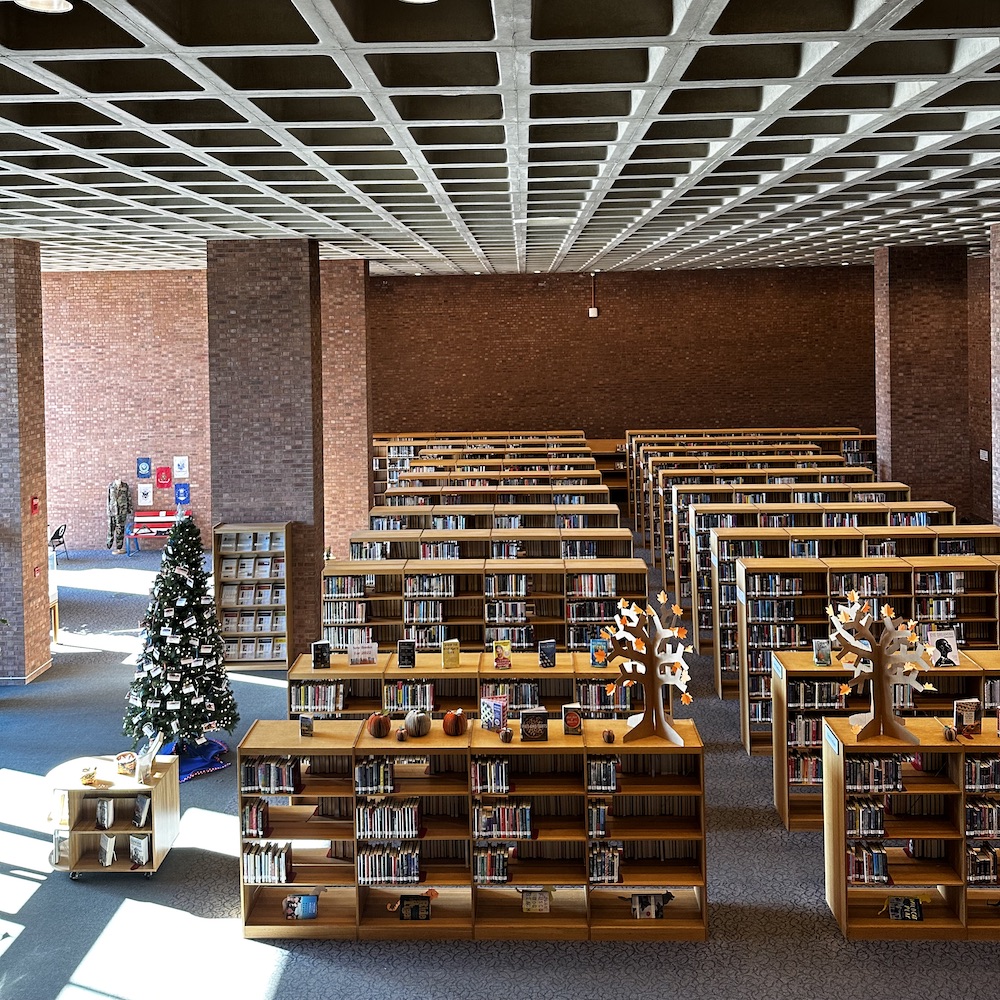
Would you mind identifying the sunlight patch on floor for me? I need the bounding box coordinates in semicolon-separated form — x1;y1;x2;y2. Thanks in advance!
174;807;240;858
52;566;156;597
57;899;286;1000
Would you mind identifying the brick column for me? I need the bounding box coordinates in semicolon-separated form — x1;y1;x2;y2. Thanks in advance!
874;245;970;513
969;254;993;522
320;260;373;558
0;240;51;684
207;240;323;657
992;227;1000;522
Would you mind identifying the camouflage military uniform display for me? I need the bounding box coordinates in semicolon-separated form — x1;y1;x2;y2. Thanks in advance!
107;479;133;551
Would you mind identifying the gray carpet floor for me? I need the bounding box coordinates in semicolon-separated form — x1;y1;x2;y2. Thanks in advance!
1;542;999;1000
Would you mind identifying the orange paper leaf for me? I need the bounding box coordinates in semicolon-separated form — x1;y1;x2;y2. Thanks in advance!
657;590;668;605
676;626;688;639
634;638;645;652
671;603;683;616
605;683;616;695
680;692;693;705
593;647;607;664
839;683;851;696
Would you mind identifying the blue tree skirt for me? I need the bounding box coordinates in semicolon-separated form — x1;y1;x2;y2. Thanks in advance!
161;738;231;782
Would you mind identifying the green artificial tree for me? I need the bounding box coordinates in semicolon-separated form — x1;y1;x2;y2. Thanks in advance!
123;513;239;754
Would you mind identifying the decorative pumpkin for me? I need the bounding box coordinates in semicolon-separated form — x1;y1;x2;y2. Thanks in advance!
602;729;616;744
396;727;408;742
366;712;391;739
404;709;432;738
499;727;514;744
442;708;468;737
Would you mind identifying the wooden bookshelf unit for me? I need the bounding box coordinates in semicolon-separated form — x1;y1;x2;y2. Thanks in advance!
237;717;706;941
214;522;292;672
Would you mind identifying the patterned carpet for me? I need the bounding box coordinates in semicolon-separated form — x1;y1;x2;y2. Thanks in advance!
1;542;999;1000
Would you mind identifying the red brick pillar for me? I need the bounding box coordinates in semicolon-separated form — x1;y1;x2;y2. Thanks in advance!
874;245;970;513
992;227;1000;523
320;260;373;558
969;254;993;522
207;240;324;657
0;240;51;684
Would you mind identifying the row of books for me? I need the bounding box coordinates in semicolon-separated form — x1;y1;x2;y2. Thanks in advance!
243;842;292;884
291;681;347;714
404;575;458;597
788;683;846;710
219;556;285;581
355;757;395;795
845;842;889;884
576;683;638;712
915;571;967;594
241;797;271;838
589;843;623;883
323;576;366;597
357;845;420;884
788;716;827;748
788;751;822;785
566;600;619;622
473;801;532;839
565;575;618;599
745;599;797;622
220;583;287;607
588;800;610;838
322;601;366;625
99;832;150;867
748;624;817;647
218;531;285;553
403;600;445;624
224;637;285;662
356;797;421;840
240;757;301;794
845;796;885;837
844;756;906;793
484;601;529;624
967;842;1000;883
471;758;510;795
473;844;509;883
965;798;1000;837
221;610;287;634
382;681;434;713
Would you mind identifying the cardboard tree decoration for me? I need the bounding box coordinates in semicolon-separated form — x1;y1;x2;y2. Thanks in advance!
603;592;693;745
827;591;925;745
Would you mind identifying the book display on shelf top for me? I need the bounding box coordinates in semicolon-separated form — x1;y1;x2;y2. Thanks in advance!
214;523;292;672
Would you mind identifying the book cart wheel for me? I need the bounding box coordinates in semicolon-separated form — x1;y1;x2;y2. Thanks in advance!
69;872;80;880
144;872;152;879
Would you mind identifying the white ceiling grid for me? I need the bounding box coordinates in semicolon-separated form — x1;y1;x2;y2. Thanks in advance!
0;0;997;273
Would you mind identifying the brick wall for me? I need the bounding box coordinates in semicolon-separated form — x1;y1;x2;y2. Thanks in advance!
874;246;971;514
207;240;324;657
968;256;992;522
366;267;877;437
42;270;210;550
0;240;51;683
320;259;373;559
992;227;1000;521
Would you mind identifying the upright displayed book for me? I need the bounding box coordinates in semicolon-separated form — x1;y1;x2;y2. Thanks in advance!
441;638;461;669
215;523;292;672
99;833;116;866
397;639;416;669
538;638;557;668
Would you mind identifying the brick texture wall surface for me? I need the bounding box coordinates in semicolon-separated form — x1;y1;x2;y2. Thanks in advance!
968;256;992;522
874;249;891;482
0;240;51;683
320;259;373;559
42;270;210;550
992;228;1000;522
207;240;324;656
874;246;971;514
366;267;877;437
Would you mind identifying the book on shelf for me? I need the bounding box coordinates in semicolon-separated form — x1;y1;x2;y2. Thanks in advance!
348;642;379;666
272;586;286;605
562;703;583;736
520;889;551;913
237;584;255;606
133;794;151;828
441;638;461;669
129;834;150;867
311;640;331;670
95;797;114;830
257;637;274;660
398;895;431;921
519;706;548;742
256;584;273;606
283;894;318;920
221;584;238;605
255;531;272;552
631;893;674;919
955;698;982;736
273;639;287;662
224;639;239;660
222;610;239;632
255;556;272;579
256;612;273;632
238;611;255;633
538;638;557;668
238;638;256;660
928;628;959;666
271;556;286;579
299;715;314;738
480;694;508;732
236;557;255;580
812;638;832;666
236;532;254;552
219;532;237;552
886;896;923;921
589;637;610;668
397;639;416;669
219;557;238;580
493;639;512;671
272;612;286;632
98;833;116;867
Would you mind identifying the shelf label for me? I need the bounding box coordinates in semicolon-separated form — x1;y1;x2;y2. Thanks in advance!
736;588;746;604
824;724;840;756
771;654;783;680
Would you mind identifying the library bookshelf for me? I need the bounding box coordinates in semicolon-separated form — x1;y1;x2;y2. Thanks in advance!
369;503;622;531
771;649;991;832
214;522;292;672
321;556;648;653
236;717;706;941
48;754;180;878
822;716;1000;940
735;554;1000;755
286;649;661;723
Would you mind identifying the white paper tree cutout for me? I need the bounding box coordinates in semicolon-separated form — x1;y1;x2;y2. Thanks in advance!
603;592;693;745
827;591;925;745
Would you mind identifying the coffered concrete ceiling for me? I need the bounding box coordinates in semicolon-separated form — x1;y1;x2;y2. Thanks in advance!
1;0;999;274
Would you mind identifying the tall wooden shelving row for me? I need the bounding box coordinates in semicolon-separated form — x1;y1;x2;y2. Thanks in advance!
322;556;647;653
711;520;999;699
736;554;1000;756
368;503;622;531
237;717;707;941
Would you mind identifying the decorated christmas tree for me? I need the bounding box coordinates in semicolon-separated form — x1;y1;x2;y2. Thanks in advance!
123;514;239;755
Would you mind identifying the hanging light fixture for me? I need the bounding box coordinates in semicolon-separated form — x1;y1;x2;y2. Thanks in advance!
15;0;74;11
398;0;439;4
